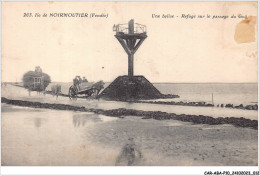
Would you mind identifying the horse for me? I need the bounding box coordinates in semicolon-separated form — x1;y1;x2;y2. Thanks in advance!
91;80;105;96
51;84;61;99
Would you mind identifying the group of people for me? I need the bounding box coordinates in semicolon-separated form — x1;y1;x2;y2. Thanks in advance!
73;76;88;92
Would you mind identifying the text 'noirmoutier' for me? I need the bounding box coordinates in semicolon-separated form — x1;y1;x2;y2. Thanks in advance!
23;13;108;18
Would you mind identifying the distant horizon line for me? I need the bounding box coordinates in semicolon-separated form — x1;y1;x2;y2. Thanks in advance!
6;81;258;84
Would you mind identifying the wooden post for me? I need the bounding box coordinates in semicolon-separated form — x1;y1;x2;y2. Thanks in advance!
128;53;134;77
212;93;214;105
128;19;134;34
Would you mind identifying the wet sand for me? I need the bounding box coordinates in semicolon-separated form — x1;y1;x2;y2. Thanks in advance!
1;84;258;166
1;104;258;166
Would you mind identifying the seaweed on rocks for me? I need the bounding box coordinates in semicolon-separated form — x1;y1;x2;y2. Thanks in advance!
1;97;257;130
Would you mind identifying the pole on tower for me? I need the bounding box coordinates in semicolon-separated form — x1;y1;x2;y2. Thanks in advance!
114;19;147;77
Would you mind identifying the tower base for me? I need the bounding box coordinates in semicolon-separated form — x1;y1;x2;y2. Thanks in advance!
98;75;163;101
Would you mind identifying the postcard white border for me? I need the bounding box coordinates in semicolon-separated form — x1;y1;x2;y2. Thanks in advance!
0;0;259;175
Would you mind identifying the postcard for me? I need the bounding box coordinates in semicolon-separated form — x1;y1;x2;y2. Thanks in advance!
1;1;258;172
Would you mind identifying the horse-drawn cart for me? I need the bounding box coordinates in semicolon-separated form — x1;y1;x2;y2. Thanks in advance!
68;81;105;100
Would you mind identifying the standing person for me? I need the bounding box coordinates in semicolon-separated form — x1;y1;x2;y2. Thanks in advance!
76;76;82;90
73;77;79;92
78;76;82;84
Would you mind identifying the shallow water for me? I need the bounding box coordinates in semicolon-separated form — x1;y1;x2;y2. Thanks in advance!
1;104;257;166
1;104;119;166
154;83;258;105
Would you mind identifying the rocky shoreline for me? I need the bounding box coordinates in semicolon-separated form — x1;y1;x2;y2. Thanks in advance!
1;97;257;130
136;100;214;107
133;100;258;111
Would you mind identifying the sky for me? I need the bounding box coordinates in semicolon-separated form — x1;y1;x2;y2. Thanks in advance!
1;1;258;83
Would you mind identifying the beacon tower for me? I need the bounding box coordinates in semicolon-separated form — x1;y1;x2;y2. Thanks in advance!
98;19;164;100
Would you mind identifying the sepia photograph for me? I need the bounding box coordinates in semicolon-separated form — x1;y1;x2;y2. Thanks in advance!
1;1;258;172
